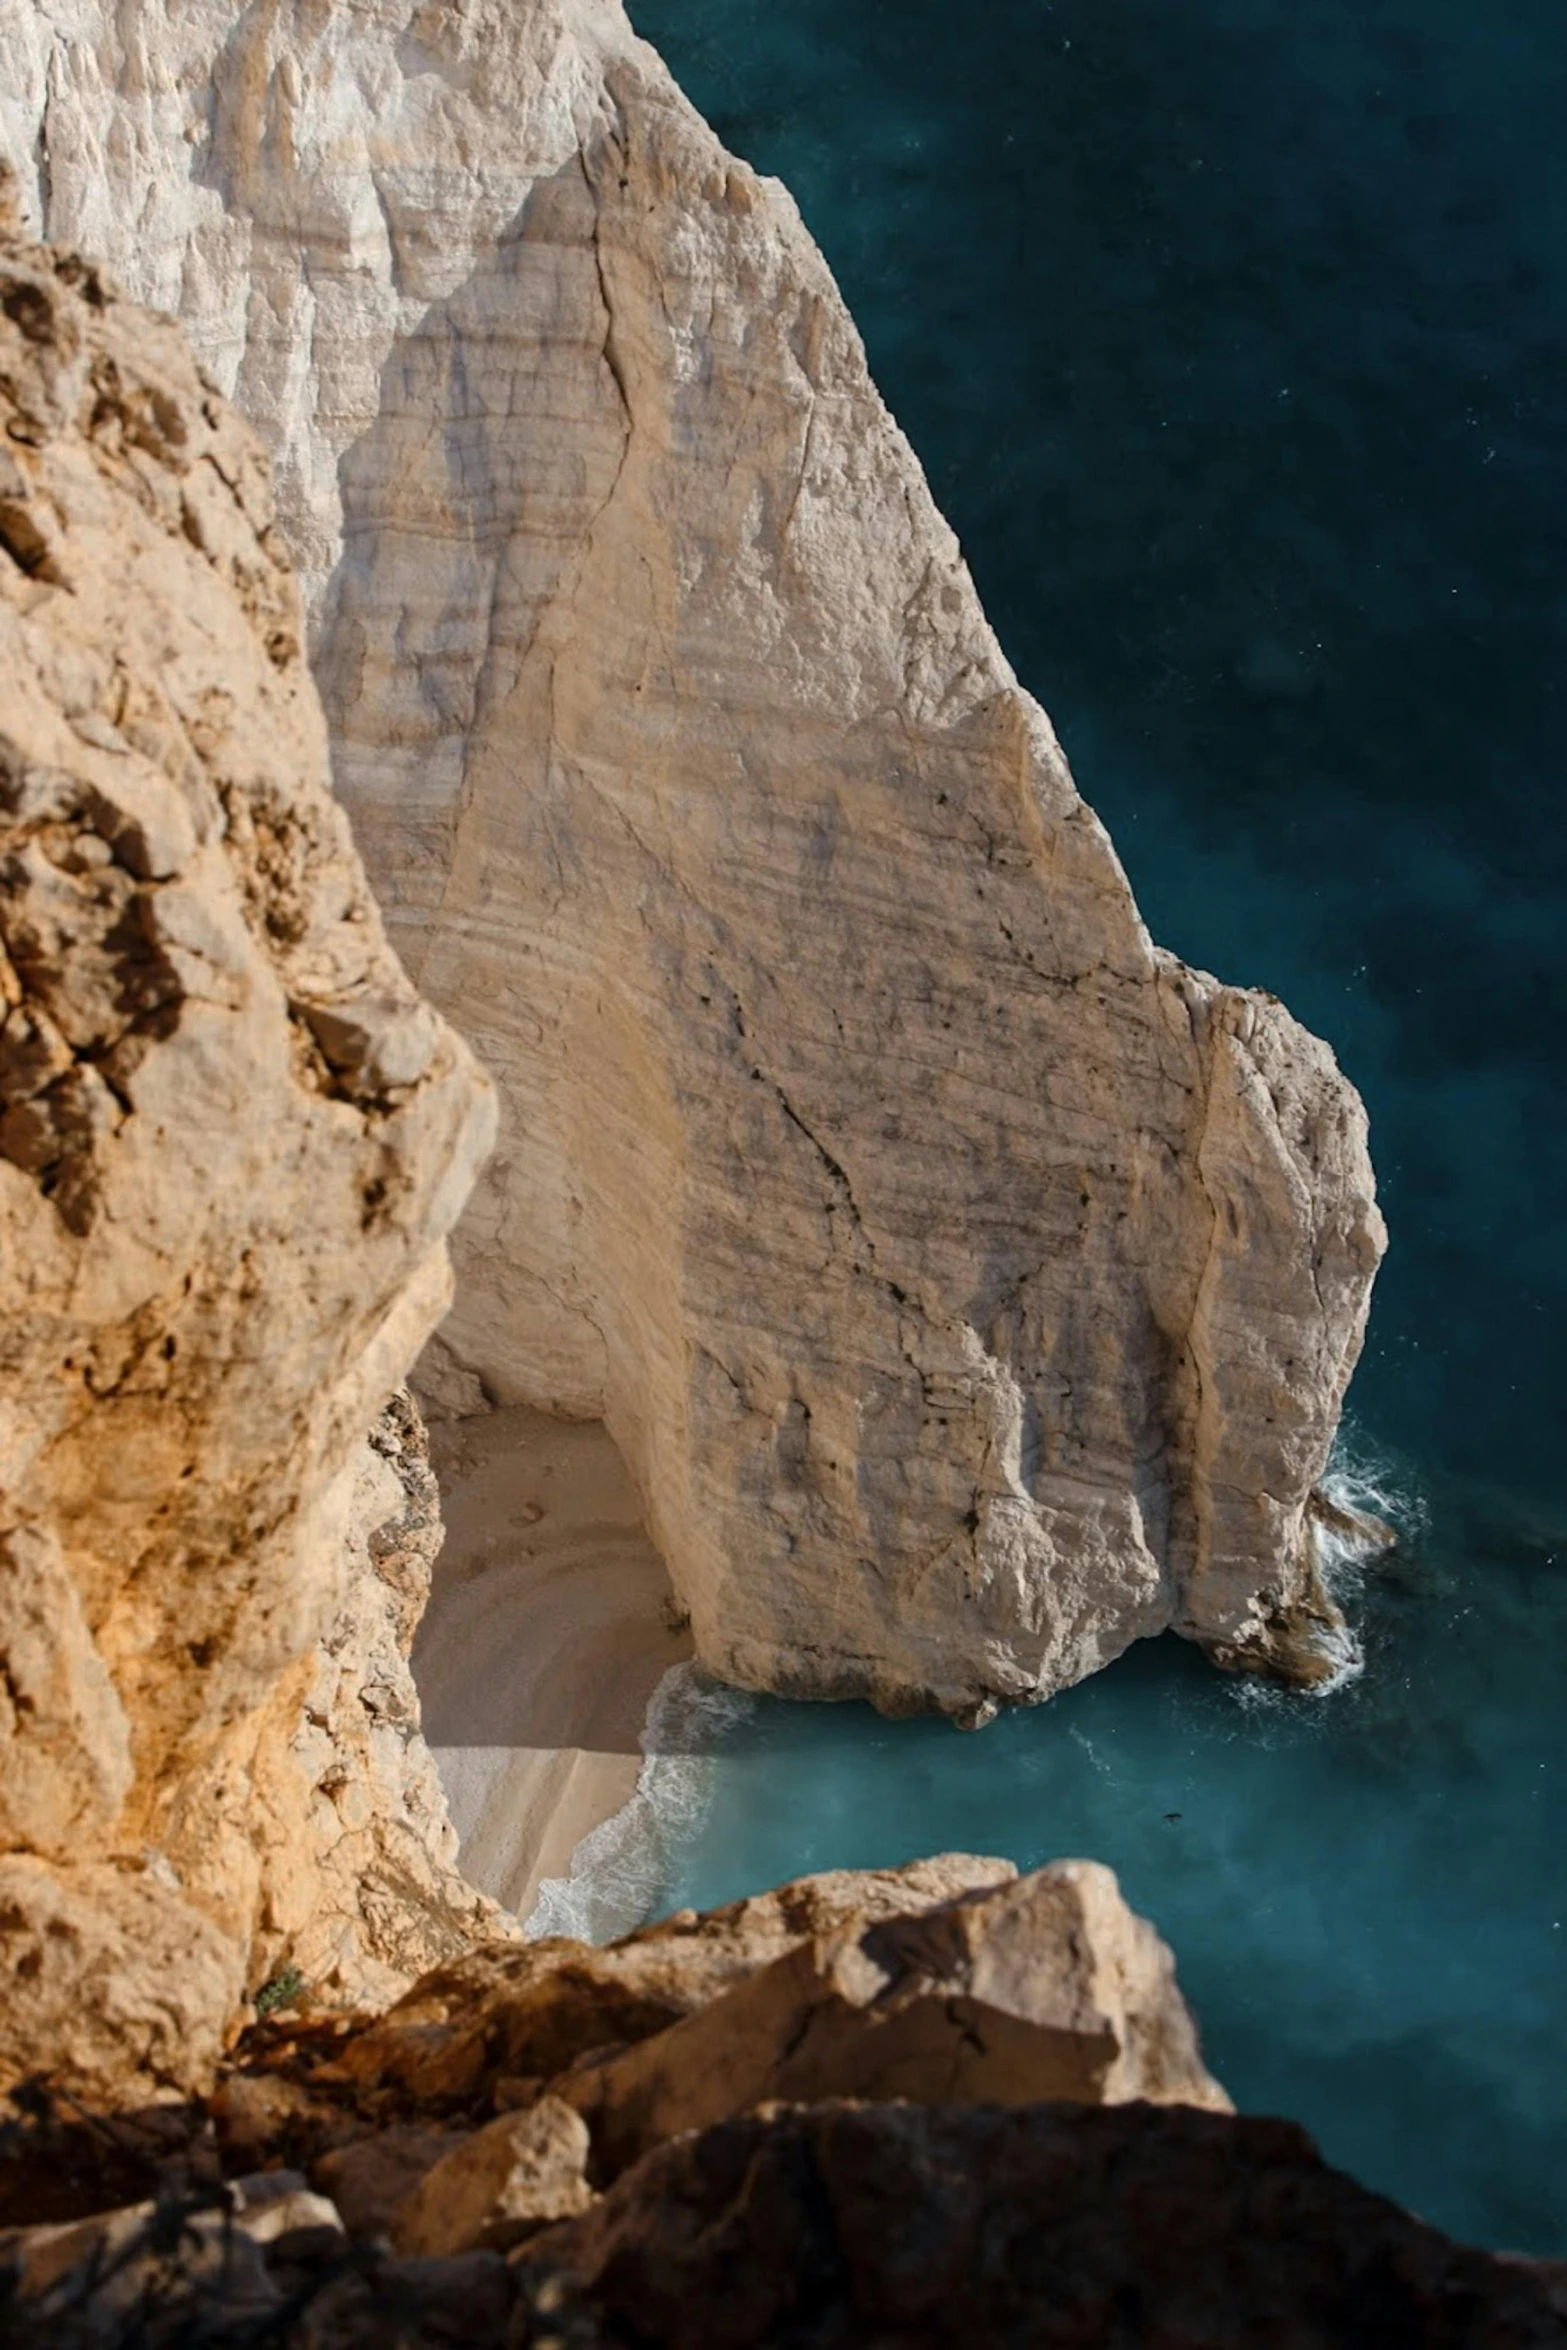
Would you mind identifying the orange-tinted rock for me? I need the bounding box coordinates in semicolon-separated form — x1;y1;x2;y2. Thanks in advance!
393;2101;593;2256
0;203;496;2109
329;1854;1018;2115
559;1861;1228;2173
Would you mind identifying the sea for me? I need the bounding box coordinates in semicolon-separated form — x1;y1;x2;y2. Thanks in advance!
536;0;1567;2253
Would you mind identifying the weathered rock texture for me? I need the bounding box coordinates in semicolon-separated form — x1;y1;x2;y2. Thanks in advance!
1;1;1385;1715
184;1854;1223;2244
3;1855;1562;2344
261;1390;515;2016
12;2120;1565;2350
392;2099;594;2256
558;1858;1231;2173
11;2138;1566;2350
0;198;497;2106
513;2104;1567;2350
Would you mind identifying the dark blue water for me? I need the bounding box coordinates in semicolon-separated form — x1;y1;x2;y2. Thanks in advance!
624;0;1567;2252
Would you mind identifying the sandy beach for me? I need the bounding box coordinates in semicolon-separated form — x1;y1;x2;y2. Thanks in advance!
411;1405;691;1926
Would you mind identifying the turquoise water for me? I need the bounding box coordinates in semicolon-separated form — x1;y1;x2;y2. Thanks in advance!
623;0;1567;2251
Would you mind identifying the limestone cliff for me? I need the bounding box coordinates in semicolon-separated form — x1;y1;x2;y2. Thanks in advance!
0;196;498;2104
258;1390;514;2017
2;1;1386;1714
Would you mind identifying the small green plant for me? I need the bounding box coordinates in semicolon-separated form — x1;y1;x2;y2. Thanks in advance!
254;1962;307;2018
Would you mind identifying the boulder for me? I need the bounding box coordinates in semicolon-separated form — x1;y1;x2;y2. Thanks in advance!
324;1855;1019;2116
3;1859;1559;2347
517;2102;1567;2350
315;2127;463;2243
393;2101;594;2256
559;1861;1229;2174
0;2171;341;2335
207;1854;1221;2190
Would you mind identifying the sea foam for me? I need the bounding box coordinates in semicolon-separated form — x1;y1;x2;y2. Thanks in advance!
527;1426;1428;1934
1232;1418;1427;1712
523;1664;755;1944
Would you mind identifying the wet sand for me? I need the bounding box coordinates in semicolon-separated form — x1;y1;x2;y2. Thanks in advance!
412;1404;691;1924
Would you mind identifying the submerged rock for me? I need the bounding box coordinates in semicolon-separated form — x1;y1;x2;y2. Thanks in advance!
3;0;1385;1716
0;193;498;2108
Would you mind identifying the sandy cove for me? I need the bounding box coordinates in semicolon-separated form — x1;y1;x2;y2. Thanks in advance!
412;1405;692;1926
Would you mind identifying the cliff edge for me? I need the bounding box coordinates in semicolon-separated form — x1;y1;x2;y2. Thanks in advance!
0;188;500;2104
5;1857;1561;2345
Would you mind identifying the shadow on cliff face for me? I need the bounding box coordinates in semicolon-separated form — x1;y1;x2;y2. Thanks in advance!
626;0;1567;1520
312;154;679;1825
315;153;625;957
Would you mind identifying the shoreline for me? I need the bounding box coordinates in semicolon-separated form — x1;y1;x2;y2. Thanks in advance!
411;1403;692;1929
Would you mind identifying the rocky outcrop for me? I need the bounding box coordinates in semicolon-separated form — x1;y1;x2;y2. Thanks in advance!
3;1861;1561;2344
514;2104;1566;2350
392;2100;594;2256
2;1856;1215;2263
13;2125;1564;2350
557;1860;1230;2173
0;197;496;2107
206;1856;1222;2177
3;0;1386;1716
319;1851;1024;2112
257;1391;514;2018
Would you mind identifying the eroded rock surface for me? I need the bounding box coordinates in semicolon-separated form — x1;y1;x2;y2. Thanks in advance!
6;2106;1563;2348
392;2099;593;2256
278;1852;1027;2136
5;1855;1560;2343
558;1859;1230;2172
264;1391;515;2018
338;1850;1024;2108
515;2103;1567;2350
188;1853;1222;2219
3;0;1386;1715
0;194;496;2106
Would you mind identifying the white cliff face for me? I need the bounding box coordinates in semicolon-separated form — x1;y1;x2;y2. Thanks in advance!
3;1;1386;1714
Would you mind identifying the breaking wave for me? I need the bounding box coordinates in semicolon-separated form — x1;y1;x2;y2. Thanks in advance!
1232;1418;1429;1711
1316;1418;1431;1562
522;1664;755;1944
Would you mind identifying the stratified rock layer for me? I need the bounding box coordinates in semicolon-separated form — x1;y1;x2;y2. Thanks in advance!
2;3;1386;1713
0;198;497;2105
